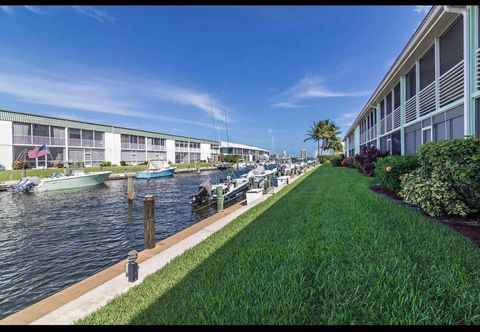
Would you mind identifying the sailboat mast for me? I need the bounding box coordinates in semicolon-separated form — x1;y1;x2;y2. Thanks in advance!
222;90;229;148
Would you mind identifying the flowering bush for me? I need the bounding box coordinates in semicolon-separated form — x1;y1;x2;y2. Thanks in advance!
374;155;419;193
354;145;389;177
341;156;358;168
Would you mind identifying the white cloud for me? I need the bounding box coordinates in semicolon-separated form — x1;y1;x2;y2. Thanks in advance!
272;74;372;109
0;6;14;15
0;57;232;129
271;101;308;109
71;6;113;23
24;6;44;15
413;6;431;15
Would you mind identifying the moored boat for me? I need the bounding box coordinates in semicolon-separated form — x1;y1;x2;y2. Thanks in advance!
136;160;176;179
34;170;112;192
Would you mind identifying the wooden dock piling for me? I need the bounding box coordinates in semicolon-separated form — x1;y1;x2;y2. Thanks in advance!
143;195;156;249
216;186;224;212
127;175;134;202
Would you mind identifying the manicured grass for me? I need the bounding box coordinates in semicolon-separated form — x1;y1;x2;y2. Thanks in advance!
78;167;480;324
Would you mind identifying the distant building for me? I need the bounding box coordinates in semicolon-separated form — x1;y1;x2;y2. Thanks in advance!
219;141;269;162
300;149;307;159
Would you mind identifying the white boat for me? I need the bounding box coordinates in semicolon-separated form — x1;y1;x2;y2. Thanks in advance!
136;160;176;179
33;170;112;192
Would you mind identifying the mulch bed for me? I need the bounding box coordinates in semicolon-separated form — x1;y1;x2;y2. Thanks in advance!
370;184;480;247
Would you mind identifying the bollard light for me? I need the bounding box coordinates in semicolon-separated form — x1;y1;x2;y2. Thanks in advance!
125;249;139;282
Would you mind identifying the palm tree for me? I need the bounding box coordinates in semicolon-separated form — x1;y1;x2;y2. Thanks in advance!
304;121;322;157
326;137;344;154
304;119;341;157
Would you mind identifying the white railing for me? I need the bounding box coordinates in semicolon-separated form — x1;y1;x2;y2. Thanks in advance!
147;144;166;151
82;139;94;147
121;142;130;149
176;147;189;153
393;107;401;129
386;113;393;132
138;143;145;150
50;137;65;146
476;48;480;91
405;96;416;123
368;125;376;141
94;140;104;148
69;138;82;146
439;60;464;108
13;135;32;145
32;135;49;145
419;80;436;117
360;132;366;144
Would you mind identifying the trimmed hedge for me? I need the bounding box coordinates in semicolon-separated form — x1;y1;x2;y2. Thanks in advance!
317;155;342;166
375;155;419;193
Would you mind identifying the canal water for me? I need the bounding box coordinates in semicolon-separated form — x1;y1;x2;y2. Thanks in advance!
0;167;254;319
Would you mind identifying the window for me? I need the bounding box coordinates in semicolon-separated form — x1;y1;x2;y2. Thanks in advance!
386;92;392;115
446;105;464;139
433;113;447;141
121;134;129;143
82;130;93;141
69;128;81;139
94;132;104;142
391;130;401;155
394;83;400;109
439;15;463;75
33;124;49;137
380;98;385;119
419;46;435;90
422;127;432;144
51;126;65;138
404;122;422;155
405;65;416;100
139;136;145;145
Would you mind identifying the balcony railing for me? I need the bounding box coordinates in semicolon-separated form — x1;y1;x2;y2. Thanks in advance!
393;107;401;129
147;144;166;151
82;139;94;147
175;147;189;153
50;137;66;146
121;142;130;149
439;60;463;108
68;138;82;147
94;140;104;148
32;135;50;145
405;96;416;123
13;135;32;145
419;81;436;117
138;143;145;150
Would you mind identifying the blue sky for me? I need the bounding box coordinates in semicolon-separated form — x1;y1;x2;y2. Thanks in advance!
0;5;431;156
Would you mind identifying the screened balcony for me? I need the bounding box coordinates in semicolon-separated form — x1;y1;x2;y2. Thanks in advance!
12;123;66;146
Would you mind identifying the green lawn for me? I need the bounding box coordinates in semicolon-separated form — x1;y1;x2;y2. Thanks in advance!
78;167;480;324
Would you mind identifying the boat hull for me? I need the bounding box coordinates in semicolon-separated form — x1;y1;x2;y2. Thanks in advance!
34;171;112;192
136;168;176;179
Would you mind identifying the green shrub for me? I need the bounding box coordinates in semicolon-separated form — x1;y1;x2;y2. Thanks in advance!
399;137;480;217
341;156;358;169
120;160;128;166
100;161;112;167
331;154;345;167
375;155;419;193
317;155;340;165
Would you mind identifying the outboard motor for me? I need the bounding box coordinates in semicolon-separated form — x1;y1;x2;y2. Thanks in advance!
7;176;40;193
190;180;212;205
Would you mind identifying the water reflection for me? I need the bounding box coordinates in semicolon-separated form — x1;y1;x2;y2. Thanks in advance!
0;167;252;319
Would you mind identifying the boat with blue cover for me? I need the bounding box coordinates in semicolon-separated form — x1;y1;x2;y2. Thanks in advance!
136;160;176;179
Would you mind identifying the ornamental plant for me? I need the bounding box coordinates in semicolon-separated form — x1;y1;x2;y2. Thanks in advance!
354;145;389;177
375;155;419;193
399;136;480;217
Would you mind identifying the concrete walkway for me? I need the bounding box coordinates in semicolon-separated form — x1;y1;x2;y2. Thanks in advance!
1;166;317;325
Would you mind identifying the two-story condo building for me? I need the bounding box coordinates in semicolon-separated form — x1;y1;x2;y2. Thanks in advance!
343;6;480;156
0;109;221;170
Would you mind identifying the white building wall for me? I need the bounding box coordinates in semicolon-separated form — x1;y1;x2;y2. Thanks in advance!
0;120;13;170
105;132;121;165
166;139;175;163
200;143;210;161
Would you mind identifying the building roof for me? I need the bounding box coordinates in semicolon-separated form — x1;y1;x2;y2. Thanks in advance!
342;5;452;140
0;108;219;144
219;141;269;153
